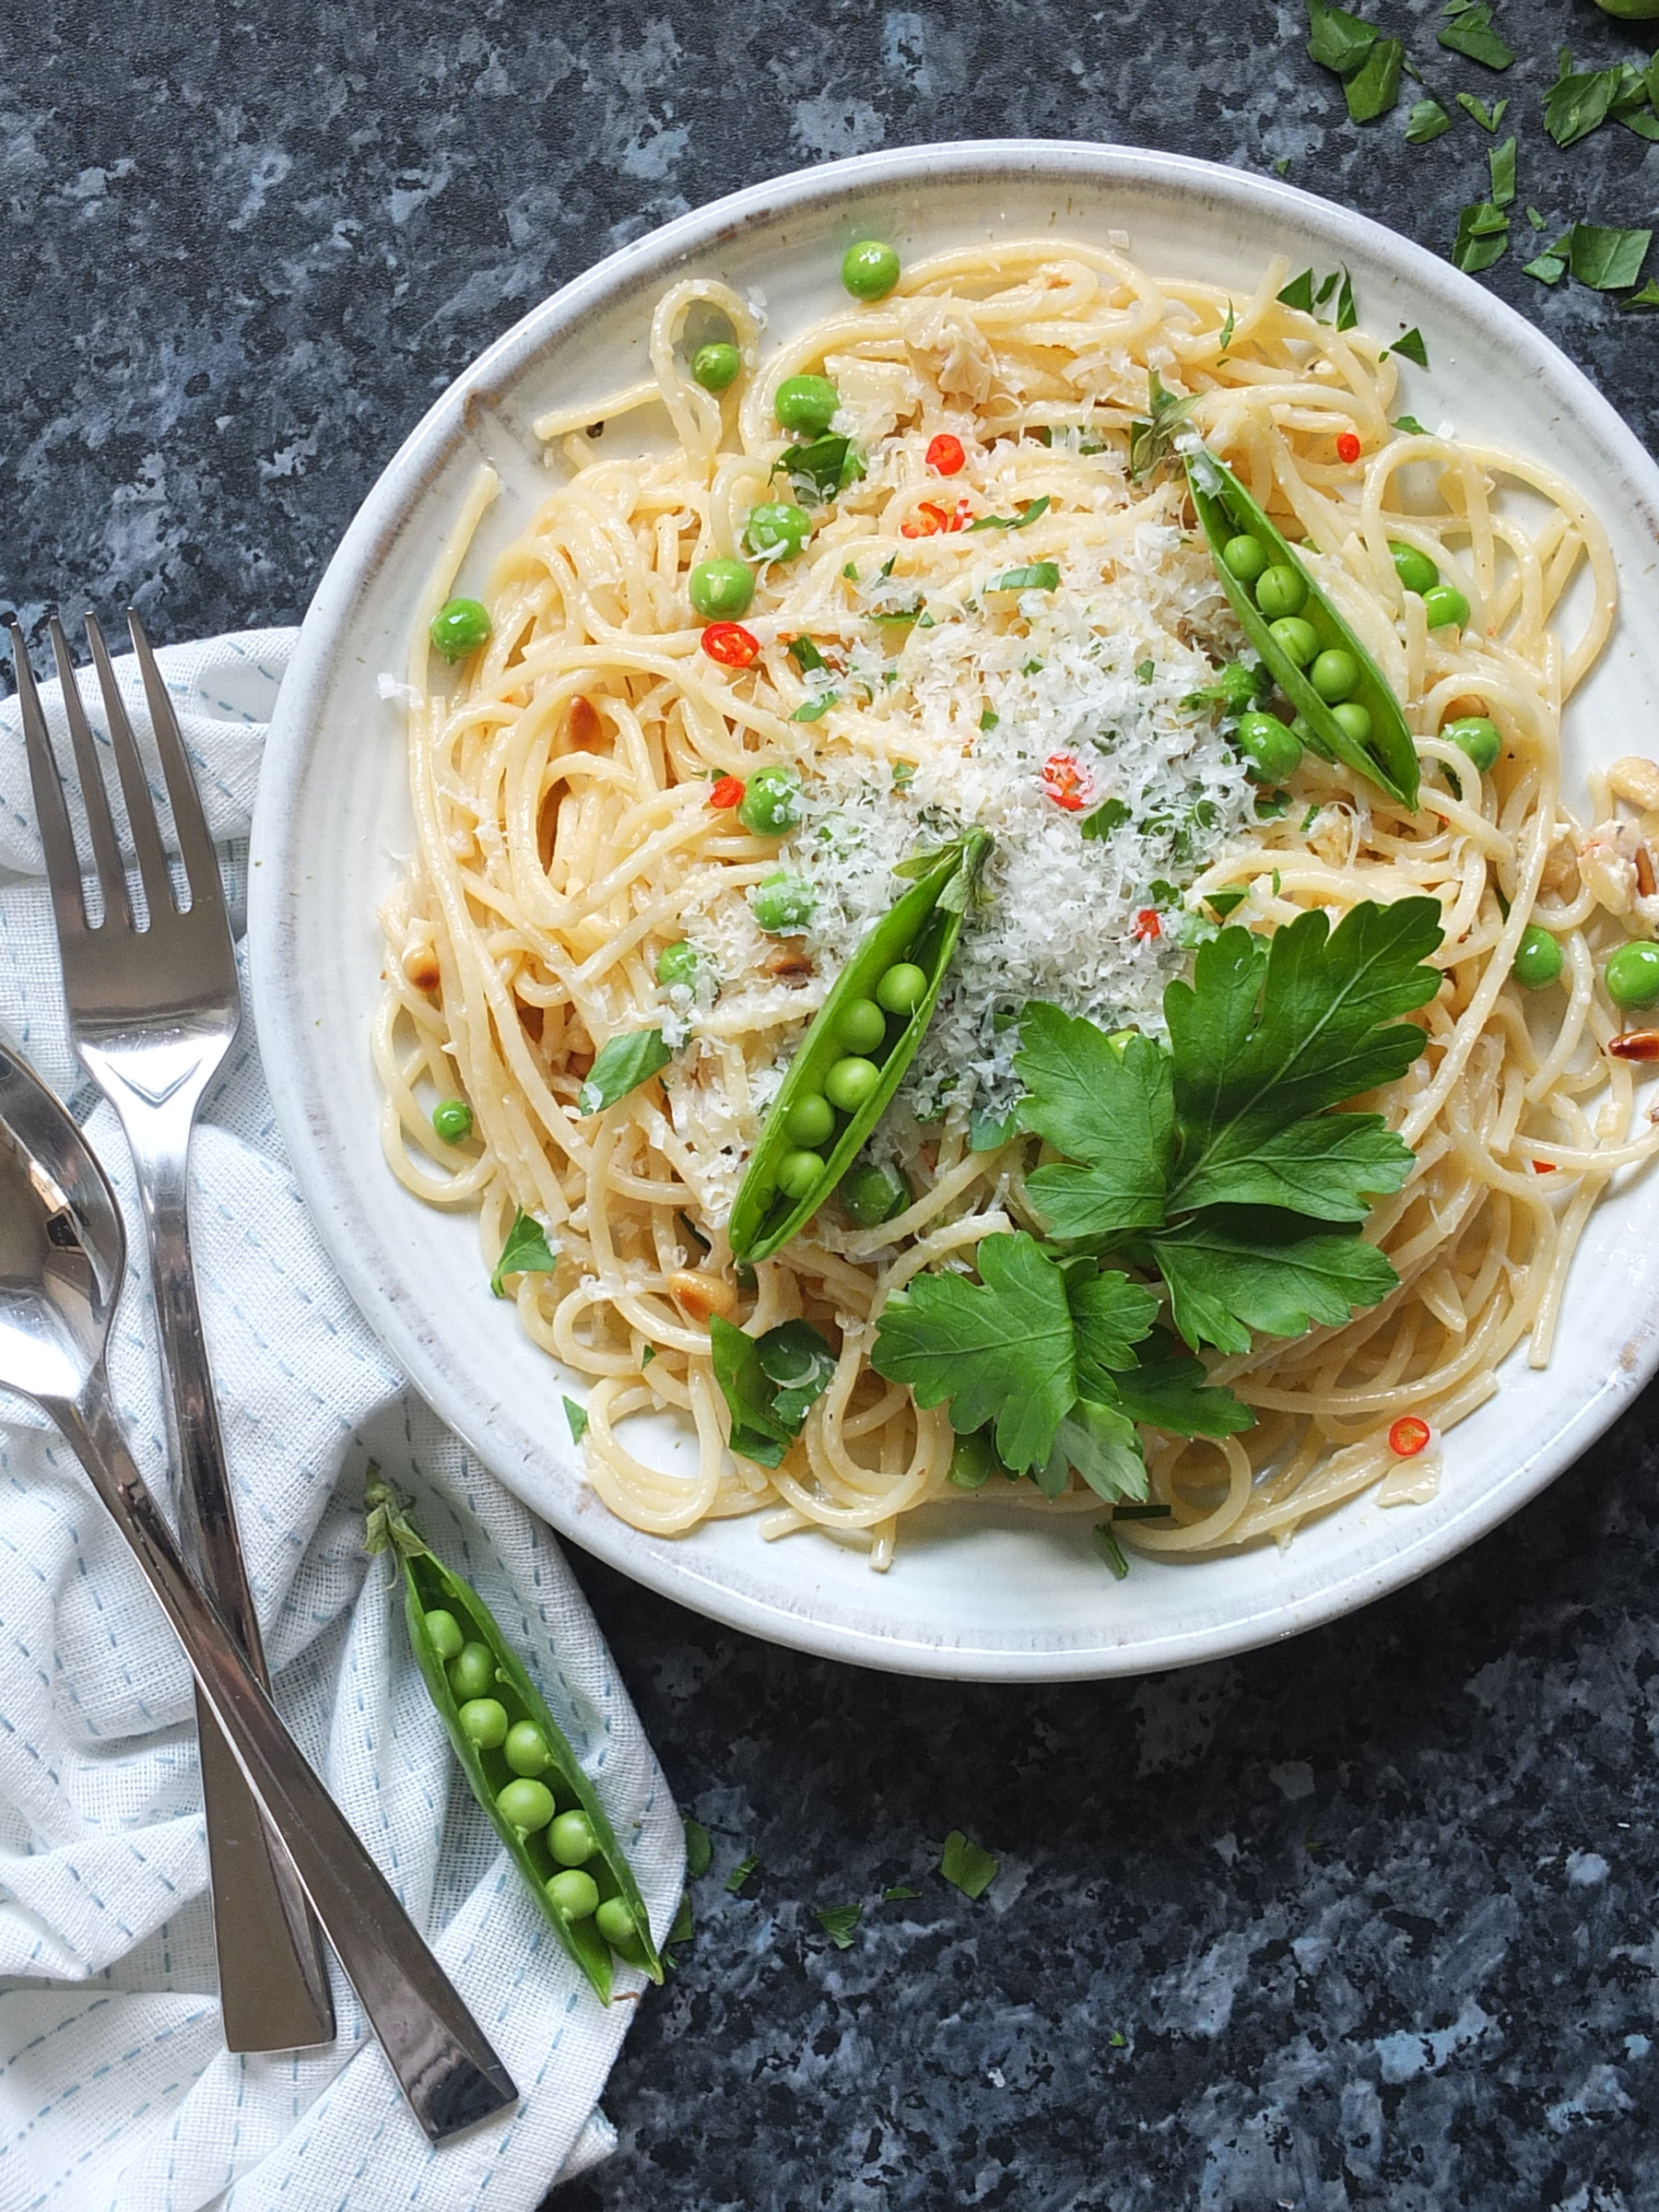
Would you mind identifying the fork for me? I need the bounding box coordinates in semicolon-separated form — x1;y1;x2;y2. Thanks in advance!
6;610;335;2053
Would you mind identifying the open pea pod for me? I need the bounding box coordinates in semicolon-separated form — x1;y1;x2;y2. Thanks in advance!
365;1480;662;2003
729;829;993;1264
1185;446;1419;809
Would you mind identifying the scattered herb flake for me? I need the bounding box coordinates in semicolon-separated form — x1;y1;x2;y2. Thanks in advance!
668;1892;693;1945
562;1394;589;1444
725;1852;759;1894
684;1818;712;1879
968;494;1051;532
1335;266;1359;331
1346;36;1403;122
1454;91;1508;133
883;1885;921;1902
1277;267;1317;312
1570;222;1652;291
1523;239;1570;286
940;1830;1000;1900
1619;278;1659;311
491;1209;559;1298
1305;0;1379;76
1386;326;1430;368
1206;888;1248;917
992;561;1060;592
1218;300;1236;351
787;635;826;674
578;1028;673;1116
1081;796;1133;841
1404;96;1453;143
1452;198;1509;274
980;709;999;731
1488;135;1515;209
1093;1520;1130;1578
710;1313;837;1468
1392;414;1430;435
1525;206;1547;232
1438;1;1513;71
791;693;838;721
1135;657;1156;683
814;1902;861;1949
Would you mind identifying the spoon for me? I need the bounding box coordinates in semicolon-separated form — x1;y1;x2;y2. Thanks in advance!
0;1041;517;2145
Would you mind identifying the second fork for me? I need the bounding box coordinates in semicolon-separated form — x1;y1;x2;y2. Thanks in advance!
7;610;335;2053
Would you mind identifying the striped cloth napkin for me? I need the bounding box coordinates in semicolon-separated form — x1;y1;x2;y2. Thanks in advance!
0;631;684;2212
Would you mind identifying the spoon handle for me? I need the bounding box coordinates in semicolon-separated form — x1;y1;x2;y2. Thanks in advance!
58;1373;518;2147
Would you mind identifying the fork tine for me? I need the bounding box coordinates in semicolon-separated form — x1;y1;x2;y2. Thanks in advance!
85;611;176;928
6;618;89;939
126;612;223;916
48;616;133;932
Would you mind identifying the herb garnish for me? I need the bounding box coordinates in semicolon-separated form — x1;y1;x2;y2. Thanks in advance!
814;1903;861;1948
726;1853;759;1893
1452;198;1509;274
578;1028;673;1116
1404;97;1453;144
684;1817;712;1878
1384;326;1430;368
710;1315;838;1467
563;1394;588;1443
1438;0;1512;72
1303;0;1404;122
967;494;1051;532
991;562;1060;592
1127;370;1199;478
1455;92;1508;134
939;1831;999;1900
491;1208;559;1298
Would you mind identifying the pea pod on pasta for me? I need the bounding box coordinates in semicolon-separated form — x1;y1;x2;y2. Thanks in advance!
727;830;993;1263
1186;445;1421;809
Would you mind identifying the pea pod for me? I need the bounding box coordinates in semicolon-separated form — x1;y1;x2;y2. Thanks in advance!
1185;446;1419;809
729;830;993;1263
365;1478;662;2002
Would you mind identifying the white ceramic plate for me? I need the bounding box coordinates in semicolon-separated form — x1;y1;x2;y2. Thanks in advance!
250;141;1659;1681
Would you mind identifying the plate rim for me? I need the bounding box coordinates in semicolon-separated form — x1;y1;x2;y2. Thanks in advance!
250;136;1659;1680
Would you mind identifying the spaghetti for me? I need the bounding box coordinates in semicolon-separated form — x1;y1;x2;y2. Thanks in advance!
373;237;1659;1571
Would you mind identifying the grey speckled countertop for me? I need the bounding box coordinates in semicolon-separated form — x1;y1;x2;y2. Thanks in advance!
11;2;1659;2204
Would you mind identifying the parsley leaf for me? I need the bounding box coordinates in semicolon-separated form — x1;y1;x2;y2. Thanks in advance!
1488;135;1515;209
787;635;826;673
1544;53;1649;148
563;1394;589;1443
1438;0;1512;71
1570;223;1651;290
491;1208;558;1298
791;693;838;721
1392;413;1430;435
1620;278;1659;312
1305;0;1378;76
1404;97;1453;143
883;1885;921;1902
726;1852;759;1893
1106;1328;1255;1439
871;1231;1081;1472
1346;38;1403;123
578;1028;673;1115
1127;369;1199;478
684;1817;712;1878
1093;1520;1130;1578
1277;268;1317;313
991;561;1060;592
967;494;1051;532
1018;1013;1174;1241
940;1830;999;1900
1081;796;1132;841
1523;238;1570;286
776;432;857;504
1452;198;1509;274
1153;1208;1400;1356
814;1902;861;1948
1051;1398;1147;1505
1385;326;1430;367
709;1314;837;1467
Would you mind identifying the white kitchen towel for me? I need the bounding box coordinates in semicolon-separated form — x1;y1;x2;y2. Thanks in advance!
0;631;684;2212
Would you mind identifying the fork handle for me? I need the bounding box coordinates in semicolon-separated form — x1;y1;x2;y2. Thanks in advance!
58;1373;518;2145
112;1095;335;2053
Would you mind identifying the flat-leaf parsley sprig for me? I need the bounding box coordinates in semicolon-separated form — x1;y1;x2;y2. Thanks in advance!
870;898;1442;1490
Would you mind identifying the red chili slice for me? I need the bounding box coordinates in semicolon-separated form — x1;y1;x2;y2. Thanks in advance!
1132;908;1161;942
1388;1416;1432;1458
926;432;966;476
709;775;746;809
701;623;759;668
1335;430;1361;465
1041;753;1088;811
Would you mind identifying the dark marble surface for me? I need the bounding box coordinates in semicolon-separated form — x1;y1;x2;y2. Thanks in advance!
11;1;1659;2204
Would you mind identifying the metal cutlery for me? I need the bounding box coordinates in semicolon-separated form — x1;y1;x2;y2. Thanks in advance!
5;608;334;2053
0;1038;518;2143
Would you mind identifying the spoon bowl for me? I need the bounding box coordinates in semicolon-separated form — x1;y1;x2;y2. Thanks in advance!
0;1041;517;2144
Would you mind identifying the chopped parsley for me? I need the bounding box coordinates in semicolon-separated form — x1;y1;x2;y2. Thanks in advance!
492;1209;559;1298
1384;326;1430;369
578;1028;673;1116
979;709;999;731
1393;414;1430;435
683;1817;712;1878
814;1902;861;1948
1093;1521;1130;1578
1135;657;1157;683
1452;198;1509;274
1404;97;1453;144
710;1316;837;1468
1455;91;1508;134
883;1885;921;1902
1081;797;1133;841
967;494;1051;532
791;694;838;721
562;1394;588;1444
725;1853;759;1894
1303;0;1403;123
1438;0;1513;72
940;1831;999;1900
1488;135;1515;210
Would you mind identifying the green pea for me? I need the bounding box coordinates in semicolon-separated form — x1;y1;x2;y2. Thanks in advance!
1332;700;1373;744
1236;712;1302;784
743;501;813;560
1512;924;1563;991
1605;940;1659;1008
875;961;927;1016
1309;648;1359;703
1267;616;1319;668
777;1148;827;1201
824;1056;881;1113
503;1721;551;1776
774;374;841;435
785;1092;835;1148
594;1895;640;1947
1445;716;1500;773
423;1608;465;1664
688;558;755;620
836;997;888;1055
548;1810;598;1867
448;1641;495;1700
841;1161;908;1227
497;1777;556;1832
547;1868;601;1919
947;1429;999;1488
655;940;704;989
429;597;491;663
1254;564;1308;619
842;240;900;300
1390;540;1440;596
1222;534;1269;584
691;341;741;393
736;763;802;835
431;1098;474;1145
1422;582;1469;631
751;874;817;933
458;1697;509;1750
